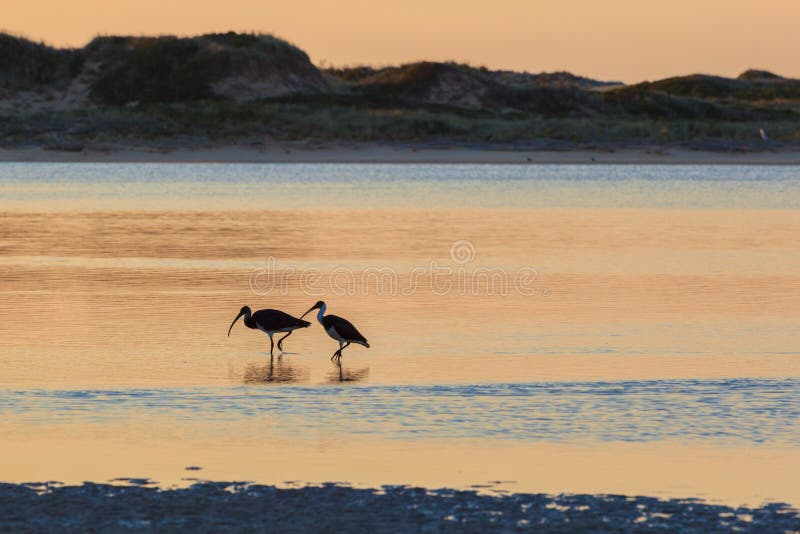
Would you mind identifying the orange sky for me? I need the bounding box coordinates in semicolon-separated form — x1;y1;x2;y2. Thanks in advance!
3;0;799;82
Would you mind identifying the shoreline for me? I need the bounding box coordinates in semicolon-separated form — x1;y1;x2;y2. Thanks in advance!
2;144;800;164
1;481;797;531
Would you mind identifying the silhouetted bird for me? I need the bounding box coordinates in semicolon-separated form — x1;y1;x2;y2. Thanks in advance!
227;306;310;355
301;301;369;361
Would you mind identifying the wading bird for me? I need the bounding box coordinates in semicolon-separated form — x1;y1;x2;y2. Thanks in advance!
227;306;310;355
301;301;369;361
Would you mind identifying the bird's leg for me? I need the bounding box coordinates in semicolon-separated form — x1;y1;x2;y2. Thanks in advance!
277;331;292;352
331;340;344;361
338;341;351;362
267;353;274;381
268;333;274;356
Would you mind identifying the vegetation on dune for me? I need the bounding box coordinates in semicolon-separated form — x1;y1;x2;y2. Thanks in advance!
0;31;799;148
603;87;794;121
335;62;605;116
619;73;800;102
326;63;620;90
86;32;326;104
5;101;798;148
737;69;784;81
500;70;621;89
87;37;211;104
0;33;81;92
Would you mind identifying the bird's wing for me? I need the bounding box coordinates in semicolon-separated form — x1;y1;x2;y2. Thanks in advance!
328;315;367;343
253;309;310;330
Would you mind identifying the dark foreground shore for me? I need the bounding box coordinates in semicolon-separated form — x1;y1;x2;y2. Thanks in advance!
1;482;797;533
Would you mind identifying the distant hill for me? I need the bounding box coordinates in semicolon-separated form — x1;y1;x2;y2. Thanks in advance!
326;64;619;91
0;32;619;110
324;62;602;115
738;69;784;81
0;32;326;104
1;31;799;148
86;33;327;104
613;73;800;101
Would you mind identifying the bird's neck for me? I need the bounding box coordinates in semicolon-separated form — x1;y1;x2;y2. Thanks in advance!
243;310;255;328
316;304;326;324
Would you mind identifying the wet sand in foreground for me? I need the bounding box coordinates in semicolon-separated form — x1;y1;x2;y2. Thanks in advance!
1;482;797;532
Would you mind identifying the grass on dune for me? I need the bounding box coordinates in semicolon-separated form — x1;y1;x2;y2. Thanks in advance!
4;101;798;146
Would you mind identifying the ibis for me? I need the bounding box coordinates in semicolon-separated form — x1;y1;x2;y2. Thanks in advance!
227;305;310;355
301;300;369;361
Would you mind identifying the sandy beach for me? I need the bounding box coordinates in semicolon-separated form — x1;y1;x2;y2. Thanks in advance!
2;144;800;164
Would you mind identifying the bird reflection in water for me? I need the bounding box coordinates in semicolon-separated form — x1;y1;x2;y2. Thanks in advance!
326;361;370;383
243;356;308;384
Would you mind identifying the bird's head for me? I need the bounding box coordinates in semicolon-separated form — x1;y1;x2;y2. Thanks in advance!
227;306;251;337
301;300;326;320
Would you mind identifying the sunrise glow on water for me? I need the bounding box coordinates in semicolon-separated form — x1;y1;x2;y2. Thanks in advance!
1;163;798;509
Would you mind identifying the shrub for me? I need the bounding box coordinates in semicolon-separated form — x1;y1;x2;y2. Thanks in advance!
88;32;325;105
0;32;79;90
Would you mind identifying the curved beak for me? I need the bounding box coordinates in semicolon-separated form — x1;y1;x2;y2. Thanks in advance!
300;304;318;320
227;310;245;337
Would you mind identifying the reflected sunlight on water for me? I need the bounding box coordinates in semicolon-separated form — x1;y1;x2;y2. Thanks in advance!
2;379;798;444
1;163;799;505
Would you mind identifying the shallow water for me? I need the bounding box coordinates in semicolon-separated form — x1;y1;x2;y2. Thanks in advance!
1;163;799;505
3;379;798;443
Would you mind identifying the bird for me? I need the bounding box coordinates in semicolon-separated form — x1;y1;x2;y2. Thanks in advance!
227;306;310;355
301;301;369;362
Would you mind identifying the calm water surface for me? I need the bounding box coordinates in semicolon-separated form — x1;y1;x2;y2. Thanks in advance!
1;163;799;505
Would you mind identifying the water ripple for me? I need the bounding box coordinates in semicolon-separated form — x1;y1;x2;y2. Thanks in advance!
2;378;798;444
